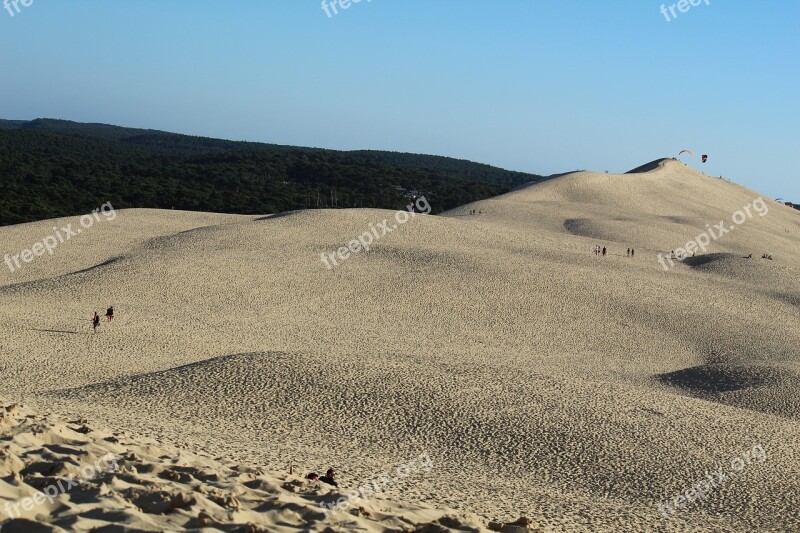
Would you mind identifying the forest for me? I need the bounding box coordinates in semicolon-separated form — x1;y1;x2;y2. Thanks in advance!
0;119;543;226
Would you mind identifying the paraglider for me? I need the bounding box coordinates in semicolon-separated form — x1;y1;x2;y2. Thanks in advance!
677;149;708;163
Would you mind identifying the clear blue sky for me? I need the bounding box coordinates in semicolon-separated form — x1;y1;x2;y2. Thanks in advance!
1;0;798;200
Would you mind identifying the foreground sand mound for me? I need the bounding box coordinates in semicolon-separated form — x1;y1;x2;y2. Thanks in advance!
0;400;505;532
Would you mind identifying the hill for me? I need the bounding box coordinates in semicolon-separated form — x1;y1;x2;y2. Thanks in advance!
1;160;799;530
0;119;544;226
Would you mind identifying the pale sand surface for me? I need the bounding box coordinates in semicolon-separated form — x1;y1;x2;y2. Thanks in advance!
1;159;799;531
1;400;492;532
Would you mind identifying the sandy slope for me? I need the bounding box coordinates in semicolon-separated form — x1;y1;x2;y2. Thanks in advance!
0;400;497;532
1;159;799;531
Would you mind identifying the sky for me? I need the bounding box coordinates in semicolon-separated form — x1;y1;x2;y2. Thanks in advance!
1;0;798;200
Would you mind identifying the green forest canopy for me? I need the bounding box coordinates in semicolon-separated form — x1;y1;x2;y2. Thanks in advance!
0;119;545;226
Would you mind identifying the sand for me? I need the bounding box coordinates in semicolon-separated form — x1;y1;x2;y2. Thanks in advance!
1;159;799;531
0;400;495;532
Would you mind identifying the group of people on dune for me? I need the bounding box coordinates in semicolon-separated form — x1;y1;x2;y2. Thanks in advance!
306;468;338;487
91;306;114;333
593;245;635;257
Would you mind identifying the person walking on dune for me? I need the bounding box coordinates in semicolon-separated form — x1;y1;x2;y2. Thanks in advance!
631;248;635;257
92;312;100;334
105;306;114;322
602;247;607;257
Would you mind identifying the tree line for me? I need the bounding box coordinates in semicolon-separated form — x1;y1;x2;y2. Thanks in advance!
0;119;543;226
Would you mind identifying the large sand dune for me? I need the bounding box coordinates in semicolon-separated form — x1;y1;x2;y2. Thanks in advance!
1;159;799;531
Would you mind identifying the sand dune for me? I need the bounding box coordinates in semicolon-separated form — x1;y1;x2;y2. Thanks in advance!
1;160;799;531
1;400;497;532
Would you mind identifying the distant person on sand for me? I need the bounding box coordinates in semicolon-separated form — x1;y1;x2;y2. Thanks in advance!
602;247;607;257
320;468;338;487
631;248;635;257
627;248;630;257
92;312;100;333
306;472;319;481
106;306;114;322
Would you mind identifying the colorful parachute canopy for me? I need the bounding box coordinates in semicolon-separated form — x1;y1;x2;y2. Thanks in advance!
701;154;708;163
678;149;695;157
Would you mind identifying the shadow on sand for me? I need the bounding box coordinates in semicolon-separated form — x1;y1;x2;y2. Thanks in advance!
656;364;781;395
255;211;295;221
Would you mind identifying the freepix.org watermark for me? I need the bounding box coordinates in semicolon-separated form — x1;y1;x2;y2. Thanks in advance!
2;453;118;520
322;0;372;18
3;0;33;18
657;444;767;520
660;0;710;22
657;197;768;272
4;202;117;274
319;453;433;518
320;196;431;270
